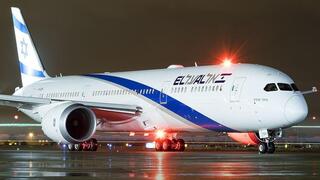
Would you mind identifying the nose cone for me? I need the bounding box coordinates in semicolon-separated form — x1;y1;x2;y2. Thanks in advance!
285;95;308;124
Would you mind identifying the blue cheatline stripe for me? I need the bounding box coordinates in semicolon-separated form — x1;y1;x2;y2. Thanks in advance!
85;74;235;132
12;15;29;34
19;62;45;78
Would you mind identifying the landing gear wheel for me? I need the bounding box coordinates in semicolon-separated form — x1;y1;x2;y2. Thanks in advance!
258;143;267;154
90;138;98;151
155;140;163;151
82;141;90;151
267;142;275;154
162;139;172;151
176;139;185;151
74;143;82;151
67;144;75;151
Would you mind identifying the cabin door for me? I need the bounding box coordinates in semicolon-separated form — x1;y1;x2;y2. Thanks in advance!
230;77;246;102
160;81;171;104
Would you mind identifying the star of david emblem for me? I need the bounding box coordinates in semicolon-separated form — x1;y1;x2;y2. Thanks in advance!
20;38;28;59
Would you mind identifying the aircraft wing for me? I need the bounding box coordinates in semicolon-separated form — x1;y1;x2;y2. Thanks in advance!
0;94;142;114
0;94;51;108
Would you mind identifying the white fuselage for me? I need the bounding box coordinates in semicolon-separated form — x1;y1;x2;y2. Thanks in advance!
14;64;308;133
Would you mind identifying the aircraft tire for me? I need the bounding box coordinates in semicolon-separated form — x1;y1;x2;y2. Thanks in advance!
155;139;163;151
258;143;267;154
176;139;185;151
267;142;275;154
162;139;172;151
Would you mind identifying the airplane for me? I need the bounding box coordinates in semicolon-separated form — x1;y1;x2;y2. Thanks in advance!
0;7;316;153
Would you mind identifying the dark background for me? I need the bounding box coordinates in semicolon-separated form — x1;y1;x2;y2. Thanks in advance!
0;0;318;124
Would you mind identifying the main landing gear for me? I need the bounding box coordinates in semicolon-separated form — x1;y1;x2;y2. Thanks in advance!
257;129;282;154
155;138;185;151
65;138;98;152
154;130;186;151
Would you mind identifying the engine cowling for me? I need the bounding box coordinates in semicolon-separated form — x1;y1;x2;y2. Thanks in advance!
41;102;96;143
228;132;261;146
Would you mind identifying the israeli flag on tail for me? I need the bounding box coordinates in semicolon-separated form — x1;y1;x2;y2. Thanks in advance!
11;7;50;87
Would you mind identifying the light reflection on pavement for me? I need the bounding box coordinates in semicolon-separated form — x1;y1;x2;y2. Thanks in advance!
0;150;318;179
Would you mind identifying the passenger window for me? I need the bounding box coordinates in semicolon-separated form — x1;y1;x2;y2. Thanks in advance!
278;83;293;91
264;83;278;92
291;84;299;91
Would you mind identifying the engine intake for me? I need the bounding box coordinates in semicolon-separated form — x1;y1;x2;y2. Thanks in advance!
42;102;96;143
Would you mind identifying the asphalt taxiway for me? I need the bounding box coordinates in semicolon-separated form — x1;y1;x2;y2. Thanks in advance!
0;150;319;179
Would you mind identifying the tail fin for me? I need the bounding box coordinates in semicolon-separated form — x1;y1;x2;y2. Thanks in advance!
11;7;50;87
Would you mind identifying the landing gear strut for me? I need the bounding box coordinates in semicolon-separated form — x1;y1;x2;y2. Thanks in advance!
65;138;98;152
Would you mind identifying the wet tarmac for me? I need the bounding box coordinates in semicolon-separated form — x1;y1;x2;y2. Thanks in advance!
0;150;319;179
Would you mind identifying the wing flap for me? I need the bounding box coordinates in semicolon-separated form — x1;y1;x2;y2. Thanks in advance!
74;101;142;114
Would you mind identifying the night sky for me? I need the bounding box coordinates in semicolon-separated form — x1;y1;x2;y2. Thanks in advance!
0;0;319;123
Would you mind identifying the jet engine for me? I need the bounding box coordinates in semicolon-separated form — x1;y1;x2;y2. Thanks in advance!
41;102;96;143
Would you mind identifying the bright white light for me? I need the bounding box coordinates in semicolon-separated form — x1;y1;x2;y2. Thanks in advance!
223;59;232;67
125;143;132;147
129;132;135;136
312;116;317;120
155;130;166;139
14;115;19;120
28;132;34;138
146;142;155;149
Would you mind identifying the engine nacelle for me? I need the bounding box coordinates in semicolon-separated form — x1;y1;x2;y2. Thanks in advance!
41;102;96;144
228;132;261;146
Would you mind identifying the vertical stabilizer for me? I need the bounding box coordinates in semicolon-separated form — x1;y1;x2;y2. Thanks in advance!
11;7;50;87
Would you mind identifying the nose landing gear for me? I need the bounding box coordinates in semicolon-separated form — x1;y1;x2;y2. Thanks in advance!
257;129;282;154
258;142;275;154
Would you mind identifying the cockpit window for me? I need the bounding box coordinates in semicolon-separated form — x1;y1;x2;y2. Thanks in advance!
277;83;293;91
264;83;278;92
291;83;299;91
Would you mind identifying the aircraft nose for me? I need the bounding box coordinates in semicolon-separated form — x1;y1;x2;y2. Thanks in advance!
284;95;308;124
